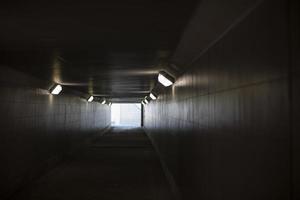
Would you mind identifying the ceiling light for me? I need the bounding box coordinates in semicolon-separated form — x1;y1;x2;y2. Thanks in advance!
158;72;174;87
141;101;145;105
108;102;112;106
101;99;106;104
150;93;157;100
144;99;149;104
50;84;62;95
87;96;94;102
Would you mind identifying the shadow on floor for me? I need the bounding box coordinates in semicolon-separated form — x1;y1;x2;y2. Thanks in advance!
11;127;173;200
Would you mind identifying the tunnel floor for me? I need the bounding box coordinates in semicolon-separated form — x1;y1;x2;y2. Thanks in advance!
12;127;172;200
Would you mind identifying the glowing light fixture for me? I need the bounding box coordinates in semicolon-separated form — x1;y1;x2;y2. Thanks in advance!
50;84;62;95
87;96;94;102
101;99;106;104
109;102;112;106
158;72;174;87
150;93;157;100
141;101;145;105
144;99;149;104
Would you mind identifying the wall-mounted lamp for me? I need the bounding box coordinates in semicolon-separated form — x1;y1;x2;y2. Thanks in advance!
50;84;62;95
101;99;106;104
87;96;94;102
150;92;157;100
158;71;174;87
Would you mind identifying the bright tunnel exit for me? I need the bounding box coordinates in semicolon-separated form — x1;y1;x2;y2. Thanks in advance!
111;103;141;127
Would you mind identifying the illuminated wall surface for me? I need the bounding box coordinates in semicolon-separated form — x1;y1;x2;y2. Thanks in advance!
144;0;299;199
111;104;141;127
0;66;111;199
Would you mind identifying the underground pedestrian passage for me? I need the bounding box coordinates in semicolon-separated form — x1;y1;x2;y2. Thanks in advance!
0;0;299;200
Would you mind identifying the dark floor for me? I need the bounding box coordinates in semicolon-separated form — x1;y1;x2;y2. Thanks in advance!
11;127;173;200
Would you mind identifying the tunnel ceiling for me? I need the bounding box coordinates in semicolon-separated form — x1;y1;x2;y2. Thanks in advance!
0;0;198;103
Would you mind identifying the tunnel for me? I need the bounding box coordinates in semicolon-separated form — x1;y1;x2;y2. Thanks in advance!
0;0;299;199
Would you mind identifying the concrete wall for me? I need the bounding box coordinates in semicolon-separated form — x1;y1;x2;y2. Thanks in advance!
0;67;111;199
144;0;297;199
291;0;300;199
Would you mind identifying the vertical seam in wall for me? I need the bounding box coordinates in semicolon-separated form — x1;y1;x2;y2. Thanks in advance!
64;103;67;132
287;0;293;199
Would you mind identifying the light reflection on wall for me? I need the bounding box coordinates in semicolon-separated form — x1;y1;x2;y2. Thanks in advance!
51;55;62;84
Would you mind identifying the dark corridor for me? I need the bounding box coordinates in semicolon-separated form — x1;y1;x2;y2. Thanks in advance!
0;0;299;200
11;127;172;200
